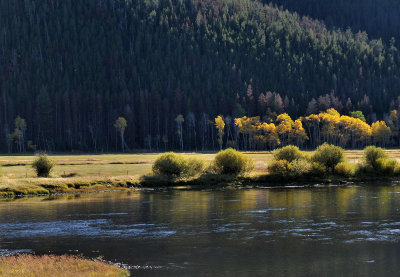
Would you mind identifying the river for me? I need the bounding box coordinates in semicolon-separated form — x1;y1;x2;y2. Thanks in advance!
1;184;400;276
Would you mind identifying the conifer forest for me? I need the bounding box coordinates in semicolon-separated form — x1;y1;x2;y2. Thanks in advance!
2;0;400;152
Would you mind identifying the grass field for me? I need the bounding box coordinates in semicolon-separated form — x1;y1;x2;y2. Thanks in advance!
1;150;400;196
2;150;400;179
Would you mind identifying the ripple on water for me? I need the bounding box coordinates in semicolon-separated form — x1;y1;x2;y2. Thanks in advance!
0;248;33;255
0;220;176;239
246;208;287;213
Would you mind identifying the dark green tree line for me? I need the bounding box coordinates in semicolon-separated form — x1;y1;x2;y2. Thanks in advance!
1;0;400;152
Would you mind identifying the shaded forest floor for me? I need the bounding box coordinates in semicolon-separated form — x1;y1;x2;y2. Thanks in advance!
1;150;400;197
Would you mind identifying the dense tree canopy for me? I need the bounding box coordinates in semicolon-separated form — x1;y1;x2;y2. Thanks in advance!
267;0;400;44
1;0;400;152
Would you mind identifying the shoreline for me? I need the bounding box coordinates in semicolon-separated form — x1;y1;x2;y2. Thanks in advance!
0;174;396;198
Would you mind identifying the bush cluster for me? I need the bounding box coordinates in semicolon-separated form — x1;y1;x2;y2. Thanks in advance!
363;146;388;170
213;148;254;175
268;160;293;176
268;144;349;178
268;145;314;178
152;149;254;177
356;146;400;176
152;144;400;181
312;143;345;172
32;153;55;177
152;152;206;177
334;162;354;177
272;145;303;163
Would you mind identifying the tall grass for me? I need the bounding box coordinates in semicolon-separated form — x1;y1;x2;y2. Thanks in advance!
0;254;130;277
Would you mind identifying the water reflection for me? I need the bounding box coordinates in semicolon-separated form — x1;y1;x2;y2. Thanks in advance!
1;184;400;276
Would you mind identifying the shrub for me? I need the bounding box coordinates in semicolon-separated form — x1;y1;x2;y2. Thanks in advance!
152;152;188;176
268;160;292;176
355;163;375;176
375;158;399;176
311;162;327;177
290;159;312;177
213;148;254;175
272;145;303;163
363;146;389;170
32;153;55;177
184;157;207;176
312;143;345;171
302;152;312;161
334;162;354;177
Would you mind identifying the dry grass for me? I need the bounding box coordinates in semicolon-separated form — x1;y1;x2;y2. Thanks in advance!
0;152;268;179
0;254;129;277
0;175;140;197
0;150;400;195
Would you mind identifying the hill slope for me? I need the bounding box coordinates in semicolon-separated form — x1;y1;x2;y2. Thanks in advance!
1;0;400;151
267;0;400;43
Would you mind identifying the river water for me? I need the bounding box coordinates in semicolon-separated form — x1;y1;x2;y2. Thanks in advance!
1;184;400;276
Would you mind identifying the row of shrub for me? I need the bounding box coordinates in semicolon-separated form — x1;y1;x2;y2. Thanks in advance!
268;144;344;178
268;144;400;179
152;149;254;177
152;145;400;180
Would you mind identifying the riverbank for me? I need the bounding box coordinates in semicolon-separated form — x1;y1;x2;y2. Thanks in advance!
1;172;398;198
1;150;400;197
0;176;140;197
0;254;129;276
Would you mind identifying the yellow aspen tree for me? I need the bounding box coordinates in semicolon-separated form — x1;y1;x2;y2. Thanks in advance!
304;113;321;147
215;115;225;150
257;122;280;149
235;116;260;150
235;116;248;150
292;119;308;146
320;109;340;145
276;113;294;146
340;115;371;148
371;121;391;147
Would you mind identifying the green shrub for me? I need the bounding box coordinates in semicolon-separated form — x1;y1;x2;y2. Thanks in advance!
311;162;327;177
355;164;375;176
290;159;312;177
334;162;354;177
152;152;188;176
312;143;345;171
268;160;292;176
375;158;399;176
184;157;207;176
363;146;389;170
32;153;55;177
272;145;303;163
213;148;254;175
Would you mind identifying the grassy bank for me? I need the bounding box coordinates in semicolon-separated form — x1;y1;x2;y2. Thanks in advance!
0;254;129;276
1;150;400;197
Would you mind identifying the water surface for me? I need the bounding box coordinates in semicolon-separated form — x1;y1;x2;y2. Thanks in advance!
1;184;400;276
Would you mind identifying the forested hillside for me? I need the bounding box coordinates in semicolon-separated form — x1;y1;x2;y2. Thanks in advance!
1;0;400;152
267;0;400;43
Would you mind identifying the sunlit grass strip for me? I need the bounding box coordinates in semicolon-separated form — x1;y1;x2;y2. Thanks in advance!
0;176;140;197
0;150;400;197
0;254;130;277
2;151;400;179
